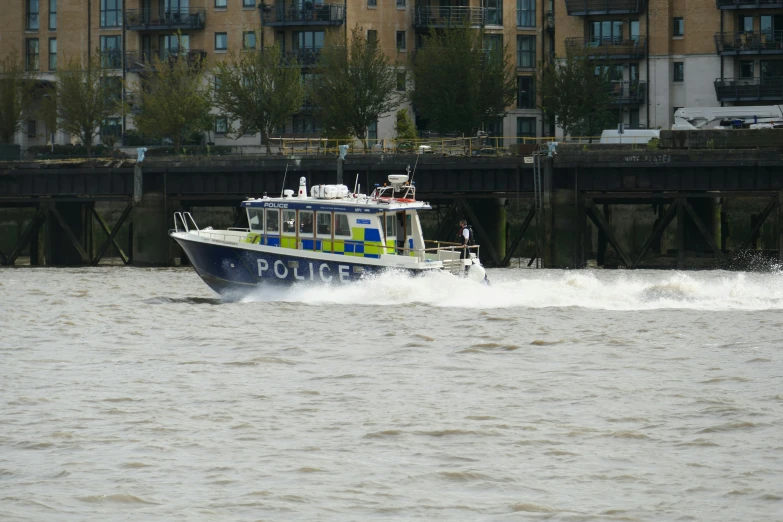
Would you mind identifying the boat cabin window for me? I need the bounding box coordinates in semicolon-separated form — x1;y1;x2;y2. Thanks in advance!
335;213;350;237
265;209;279;233
248;209;263;231
386;213;412;238
282;209;296;234
316;212;331;235
300;210;314;234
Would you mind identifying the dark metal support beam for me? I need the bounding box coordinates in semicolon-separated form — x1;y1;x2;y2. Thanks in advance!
4;206;47;266
738;197;779;251
49;206;91;264
434;200;462;241
680;198;728;264
0;249;6;264
585;199;633;268
677;201;685;269
461;200;501;266
501;206;535;266
632;201;678;268
92;203;133;265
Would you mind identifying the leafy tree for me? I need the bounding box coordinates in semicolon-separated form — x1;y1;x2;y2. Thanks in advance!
212;43;304;154
394;108;417;140
130;52;212;150
537;47;614;138
411;25;516;136
48;53;120;155
310;25;401;148
0;48;34;144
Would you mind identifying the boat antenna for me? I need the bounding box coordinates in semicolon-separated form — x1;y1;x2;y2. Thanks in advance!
280;163;289;198
409;153;420;187
353;173;359;195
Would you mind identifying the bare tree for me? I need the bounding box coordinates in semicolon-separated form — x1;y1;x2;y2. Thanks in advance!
0;48;34;144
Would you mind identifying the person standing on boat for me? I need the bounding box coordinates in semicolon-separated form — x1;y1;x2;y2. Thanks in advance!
458;219;471;271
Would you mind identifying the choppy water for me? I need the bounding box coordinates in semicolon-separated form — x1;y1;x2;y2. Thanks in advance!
1;267;782;521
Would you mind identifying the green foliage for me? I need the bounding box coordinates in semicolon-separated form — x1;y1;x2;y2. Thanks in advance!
50;53;121;155
646;137;659;150
310;25;401;148
411;25;516;136
537;47;614;138
394;108;417;141
143;144;232;156
0;48;34;144
27;143;113;157
212;42;304;153
130;51;212;150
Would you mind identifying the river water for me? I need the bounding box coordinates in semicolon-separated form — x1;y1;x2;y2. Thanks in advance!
1;267;782;521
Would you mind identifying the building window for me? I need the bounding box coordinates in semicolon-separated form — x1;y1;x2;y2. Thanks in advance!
396;71;406;91
740;60;754;79
629;108;640;128
27;0;40;30
486;0;502;25
397;0;406;7
630;20;639;42
367;30;377;46
48;38;57;71
243;31;256;50
49;0;56;30
368;121;378;142
673;61;684;82
243;0;254;6
26;39;39;71
215;0;226;7
215;117;228;135
368;0;377;6
516;0;534;28
101;77;122;103
673;17;684;37
396;31;406;51
215;32;228;51
293;115;318;134
100;35;122;69
101;117;122;140
590;20;623;44
28;120;37;139
517;76;535;109
100;0;122;28
517;35;535;69
517;117;535;141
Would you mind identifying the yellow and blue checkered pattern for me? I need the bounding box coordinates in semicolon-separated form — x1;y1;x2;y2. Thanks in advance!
246;227;389;259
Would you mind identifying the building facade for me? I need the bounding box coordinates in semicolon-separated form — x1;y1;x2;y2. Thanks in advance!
2;1;556;148
555;0;783;132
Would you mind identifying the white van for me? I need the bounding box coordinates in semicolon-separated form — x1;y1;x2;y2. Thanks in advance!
599;129;660;144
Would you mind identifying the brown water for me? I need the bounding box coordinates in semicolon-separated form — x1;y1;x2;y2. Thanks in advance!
1;267;782;521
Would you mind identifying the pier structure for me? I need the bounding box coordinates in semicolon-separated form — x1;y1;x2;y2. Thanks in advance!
1;144;783;269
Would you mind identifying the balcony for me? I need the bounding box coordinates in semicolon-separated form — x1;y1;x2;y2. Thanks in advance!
124;8;206;31
566;37;647;60
124;49;207;72
714;77;783;101
100;51;123;70
413;6;487;29
564;0;647;15
716;0;783;9
609;81;646;105
260;3;345;26
714;31;783;54
279;49;321;67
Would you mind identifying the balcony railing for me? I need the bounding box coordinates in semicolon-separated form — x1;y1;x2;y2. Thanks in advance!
260;3;345;26
716;0;783;9
714;30;783;54
714;77;783;101
566;37;647;59
279;49;321;67
124;49;207;72
100;51;123;70
124;8;206;30
609;81;646;104
564;0;647;15
413;6;487;28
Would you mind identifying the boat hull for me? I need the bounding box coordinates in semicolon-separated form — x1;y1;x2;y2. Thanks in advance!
172;233;428;296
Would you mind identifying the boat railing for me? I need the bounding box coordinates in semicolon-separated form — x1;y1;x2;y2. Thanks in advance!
173;212;199;233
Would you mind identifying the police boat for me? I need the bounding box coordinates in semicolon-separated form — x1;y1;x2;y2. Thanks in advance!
170;173;488;295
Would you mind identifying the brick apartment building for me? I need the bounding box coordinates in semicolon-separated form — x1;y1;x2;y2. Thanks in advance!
14;1;783;147
555;0;783;131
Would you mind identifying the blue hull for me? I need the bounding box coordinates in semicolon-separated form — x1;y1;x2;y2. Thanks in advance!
173;235;424;295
